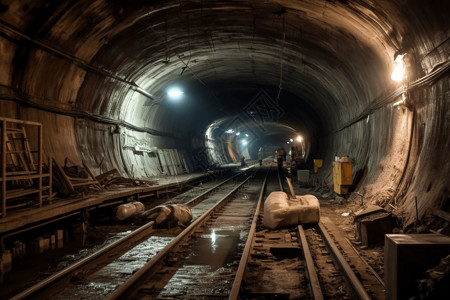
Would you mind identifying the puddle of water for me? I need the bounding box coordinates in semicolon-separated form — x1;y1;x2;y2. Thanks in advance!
186;229;242;270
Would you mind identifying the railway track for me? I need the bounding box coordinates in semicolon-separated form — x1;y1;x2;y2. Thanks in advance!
11;165;384;299
10;168;257;299
235;167;383;299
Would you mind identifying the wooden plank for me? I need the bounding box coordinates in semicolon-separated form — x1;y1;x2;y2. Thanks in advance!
48;156;53;203
6;188;40;199
53;158;75;192
38;124;42;207
0;116;42;126
0;173;50;181
5;132;20;168
432;209;450;223
82;162;103;190
22;126;37;171
2;119;6;217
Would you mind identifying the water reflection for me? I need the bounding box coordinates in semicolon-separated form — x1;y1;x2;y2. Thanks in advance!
191;229;242;270
211;229;217;253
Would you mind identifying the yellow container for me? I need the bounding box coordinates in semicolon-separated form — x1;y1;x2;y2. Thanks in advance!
313;159;323;173
314;159;323;168
334;183;349;195
333;161;352;185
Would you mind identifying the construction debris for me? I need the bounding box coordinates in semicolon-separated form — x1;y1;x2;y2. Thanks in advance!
95;168;157;189
354;205;394;247
52;158;102;197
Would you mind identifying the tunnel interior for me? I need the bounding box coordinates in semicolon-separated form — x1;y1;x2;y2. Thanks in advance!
0;0;449;231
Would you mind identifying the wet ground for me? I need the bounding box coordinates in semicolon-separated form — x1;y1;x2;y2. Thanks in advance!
1;174;386;299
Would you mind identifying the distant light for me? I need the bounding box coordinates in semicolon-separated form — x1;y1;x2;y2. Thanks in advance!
236;132;240;136
225;129;234;134
241;139;248;145
245;134;249;137
290;138;294;142
287;142;290;144
391;54;406;82
296;136;303;142
167;87;184;100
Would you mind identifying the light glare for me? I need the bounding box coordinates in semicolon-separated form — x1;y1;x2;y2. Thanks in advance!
391;55;405;82
167;87;184;99
296;136;303;142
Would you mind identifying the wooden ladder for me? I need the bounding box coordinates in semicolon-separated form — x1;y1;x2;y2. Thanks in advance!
5;126;35;185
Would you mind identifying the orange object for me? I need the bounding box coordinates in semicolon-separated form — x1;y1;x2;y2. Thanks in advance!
333;161;352;194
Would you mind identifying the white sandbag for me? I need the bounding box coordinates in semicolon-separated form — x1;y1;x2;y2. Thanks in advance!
116;201;145;220
145;204;193;228
263;191;320;229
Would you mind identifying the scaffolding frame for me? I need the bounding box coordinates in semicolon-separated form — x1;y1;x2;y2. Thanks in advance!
0;117;52;217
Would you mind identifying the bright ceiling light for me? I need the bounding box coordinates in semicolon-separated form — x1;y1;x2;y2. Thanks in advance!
167;87;184;100
236;132;240;136
290;138;294;142
241;139;248;145
391;54;406;82
296;136;303;142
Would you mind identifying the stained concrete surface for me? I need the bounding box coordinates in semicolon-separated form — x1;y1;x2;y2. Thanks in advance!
0;0;449;286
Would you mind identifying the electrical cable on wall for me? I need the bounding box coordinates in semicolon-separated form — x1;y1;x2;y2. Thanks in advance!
276;15;286;102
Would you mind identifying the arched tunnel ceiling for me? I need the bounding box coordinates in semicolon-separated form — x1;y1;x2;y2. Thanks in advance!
81;0;394;135
1;0;448;147
0;0;416;141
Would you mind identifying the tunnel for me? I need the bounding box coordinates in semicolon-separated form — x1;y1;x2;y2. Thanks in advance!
0;0;449;298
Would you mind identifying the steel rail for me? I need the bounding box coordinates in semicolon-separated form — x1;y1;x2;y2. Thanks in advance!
297;225;324;300
345;237;385;287
184;168;250;207
277;165;284;192
318;222;371;300
10;220;155;300
10;170;249;299
106;169;257;299
228;167;270;300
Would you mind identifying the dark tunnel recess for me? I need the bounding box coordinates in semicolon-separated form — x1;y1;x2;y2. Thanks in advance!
0;0;448;228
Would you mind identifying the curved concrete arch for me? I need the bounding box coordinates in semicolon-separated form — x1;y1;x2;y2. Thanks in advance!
0;0;448;228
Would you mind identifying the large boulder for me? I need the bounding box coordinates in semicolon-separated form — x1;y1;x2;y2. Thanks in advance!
263;191;320;229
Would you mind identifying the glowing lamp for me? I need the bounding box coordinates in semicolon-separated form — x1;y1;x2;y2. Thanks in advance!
391;55;405;82
167;87;184;100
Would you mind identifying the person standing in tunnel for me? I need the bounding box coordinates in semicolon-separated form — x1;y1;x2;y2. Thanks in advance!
276;148;285;173
258;150;263;166
241;156;246;167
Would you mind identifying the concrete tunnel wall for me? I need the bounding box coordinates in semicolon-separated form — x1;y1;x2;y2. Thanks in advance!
0;0;448;229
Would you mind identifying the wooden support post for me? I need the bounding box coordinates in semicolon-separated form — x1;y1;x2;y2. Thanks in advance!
38;124;42;208
48;156;53;203
1;119;6;217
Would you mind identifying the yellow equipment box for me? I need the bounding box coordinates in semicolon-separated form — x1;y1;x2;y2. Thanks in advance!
313;159;323;173
333;161;352;194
